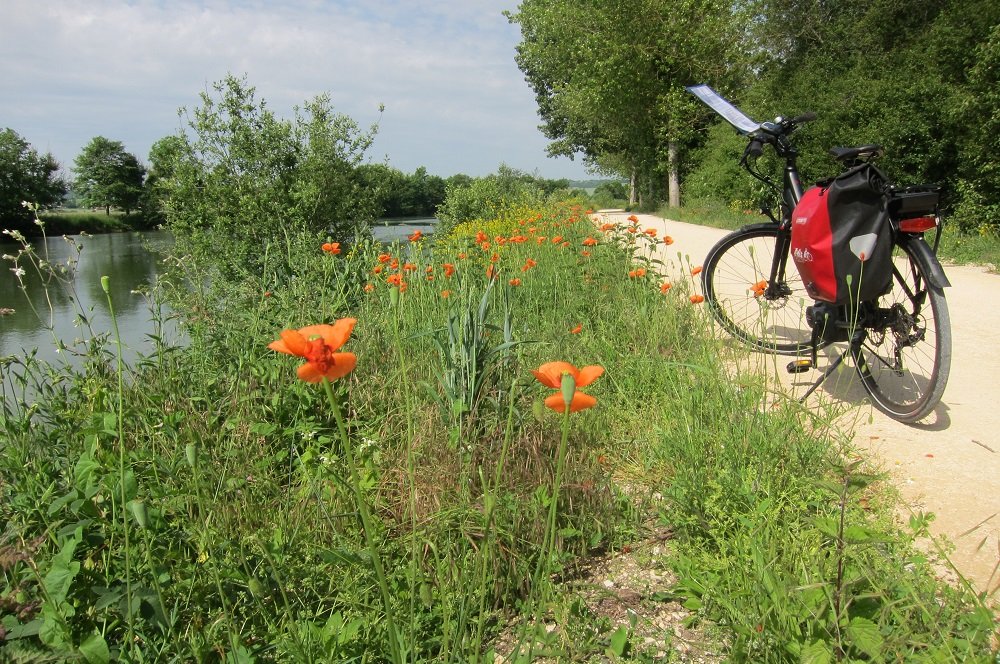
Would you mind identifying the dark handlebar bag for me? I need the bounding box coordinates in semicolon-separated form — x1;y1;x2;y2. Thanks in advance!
790;164;893;304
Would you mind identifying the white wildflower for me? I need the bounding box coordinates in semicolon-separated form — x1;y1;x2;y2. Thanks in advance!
11;267;25;278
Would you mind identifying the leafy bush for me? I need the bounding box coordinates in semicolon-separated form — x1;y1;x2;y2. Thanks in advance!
154;75;381;284
434;165;547;236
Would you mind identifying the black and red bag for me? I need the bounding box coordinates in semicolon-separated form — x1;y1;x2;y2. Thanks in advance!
790;164;893;304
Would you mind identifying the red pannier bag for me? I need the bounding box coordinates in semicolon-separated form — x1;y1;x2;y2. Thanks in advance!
790;164;893;304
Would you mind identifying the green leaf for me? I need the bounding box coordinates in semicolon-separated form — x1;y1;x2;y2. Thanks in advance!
79;633;111;664
607;624;628;656
846;616;883;657
799;639;832;664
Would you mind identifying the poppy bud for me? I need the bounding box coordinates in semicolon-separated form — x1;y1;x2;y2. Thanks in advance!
560;372;576;411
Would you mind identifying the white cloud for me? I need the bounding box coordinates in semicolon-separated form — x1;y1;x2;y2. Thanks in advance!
0;0;592;179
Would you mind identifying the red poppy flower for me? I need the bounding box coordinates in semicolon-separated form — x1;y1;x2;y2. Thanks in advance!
663;236;674;245
599;223;616;232
660;282;672;294
750;280;768;297
690;294;705;304
522;258;537;272
509;277;522;286
582;237;598;247
268;319;357;383
441;290;452;298
378;253;392;263
408;230;423;242
570;324;582;334
627;214;639;223
531;361;604;413
643;228;657;238
443;263;456;278
551;235;564;244
690;266;703;276
363;283;375;293
403;262;417;272
322;242;341;255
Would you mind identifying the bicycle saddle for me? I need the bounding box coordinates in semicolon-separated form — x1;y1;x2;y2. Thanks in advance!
829;145;884;163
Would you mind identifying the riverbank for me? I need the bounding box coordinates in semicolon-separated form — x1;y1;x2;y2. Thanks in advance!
1;202;994;661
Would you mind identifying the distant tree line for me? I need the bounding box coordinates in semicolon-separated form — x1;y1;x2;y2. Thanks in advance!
508;0;1000;232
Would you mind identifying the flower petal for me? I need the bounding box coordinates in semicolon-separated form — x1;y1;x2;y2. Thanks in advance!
576;365;604;388
543;390;598;413
324;352;357;380
297;362;325;383
532;361;577;388
269;329;308;357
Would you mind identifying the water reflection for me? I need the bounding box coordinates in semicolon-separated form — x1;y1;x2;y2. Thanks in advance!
0;231;177;365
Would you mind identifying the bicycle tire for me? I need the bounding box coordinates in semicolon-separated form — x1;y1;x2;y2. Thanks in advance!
851;239;951;423
702;225;816;354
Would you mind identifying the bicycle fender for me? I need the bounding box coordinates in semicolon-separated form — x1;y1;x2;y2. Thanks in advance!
900;235;951;289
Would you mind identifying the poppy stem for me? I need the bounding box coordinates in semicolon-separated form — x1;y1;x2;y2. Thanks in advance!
322;378;405;664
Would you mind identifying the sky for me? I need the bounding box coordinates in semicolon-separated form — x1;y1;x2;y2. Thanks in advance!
1;0;596;181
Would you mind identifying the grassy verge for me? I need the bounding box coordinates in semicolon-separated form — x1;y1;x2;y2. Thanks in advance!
36;209;151;235
657;199;1000;271
1;202;995;661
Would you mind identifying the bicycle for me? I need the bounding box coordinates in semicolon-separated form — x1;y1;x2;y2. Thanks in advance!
688;85;951;423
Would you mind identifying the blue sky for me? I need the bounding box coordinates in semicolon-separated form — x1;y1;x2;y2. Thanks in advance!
1;0;595;181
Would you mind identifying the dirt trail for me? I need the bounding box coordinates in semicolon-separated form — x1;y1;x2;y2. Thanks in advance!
596;211;1000;597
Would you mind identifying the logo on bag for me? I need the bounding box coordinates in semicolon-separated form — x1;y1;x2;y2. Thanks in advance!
793;247;814;263
794;216;808;225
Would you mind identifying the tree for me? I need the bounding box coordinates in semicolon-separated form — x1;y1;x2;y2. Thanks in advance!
507;0;744;207
72;137;146;215
0;128;66;230
156;75;380;281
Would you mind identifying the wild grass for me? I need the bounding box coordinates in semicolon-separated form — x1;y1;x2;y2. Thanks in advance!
1;203;996;661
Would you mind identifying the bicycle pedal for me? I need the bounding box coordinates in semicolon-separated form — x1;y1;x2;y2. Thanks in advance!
786;359;813;374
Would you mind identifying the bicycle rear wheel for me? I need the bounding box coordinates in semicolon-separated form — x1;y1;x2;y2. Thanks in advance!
703;225;814;354
851;240;951;423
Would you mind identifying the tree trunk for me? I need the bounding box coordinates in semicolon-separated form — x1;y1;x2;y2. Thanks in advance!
628;169;638;206
667;141;680;208
105;205;111;216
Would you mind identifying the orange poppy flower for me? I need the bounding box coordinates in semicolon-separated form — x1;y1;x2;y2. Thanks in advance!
268;319;357;383
403;262;417;272
441;290;452;298
582;237;598;247
522;258;537;272
536;236;547;245
690;294;705;304
373;265;384;275
643;228;657;238
389;259;399;270
581;250;591;257
443;263;456;278
750;280;768;297
378;253;392;264
660;282;672;294
480;241;491;251
490;253;499;263
486;265;496;280
551;235;563;244
599;223;616;232
690;266;703;276
531;361;604;413
408;230;424;242
475;230;488;243
509;277;522;286
457;252;467;260
627;214;639;223
663;236;674;245
364;283;375;293
322;242;341;255
626;227;637;234
628;267;647;279
570;324;582;334
386;273;403;286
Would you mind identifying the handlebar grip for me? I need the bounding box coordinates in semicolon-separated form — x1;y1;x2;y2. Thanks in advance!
790;112;817;124
747;139;764;158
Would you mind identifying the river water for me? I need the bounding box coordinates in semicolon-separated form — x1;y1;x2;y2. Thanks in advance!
0;220;435;367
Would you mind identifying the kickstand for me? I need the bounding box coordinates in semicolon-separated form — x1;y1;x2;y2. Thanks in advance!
799;330;865;403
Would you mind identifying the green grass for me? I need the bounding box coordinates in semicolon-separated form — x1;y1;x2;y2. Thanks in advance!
1;202;996;662
37;209;150;235
660;199;1000;271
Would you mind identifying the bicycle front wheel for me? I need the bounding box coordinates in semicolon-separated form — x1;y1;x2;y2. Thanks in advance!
703;225;814;354
852;239;951;423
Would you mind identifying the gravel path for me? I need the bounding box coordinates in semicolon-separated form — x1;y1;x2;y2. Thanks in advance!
596;211;1000;598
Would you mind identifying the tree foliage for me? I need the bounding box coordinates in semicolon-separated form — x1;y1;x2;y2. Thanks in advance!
0;128;66;231
154;75;380;281
72;136;145;215
357;164;447;218
507;0;744;205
